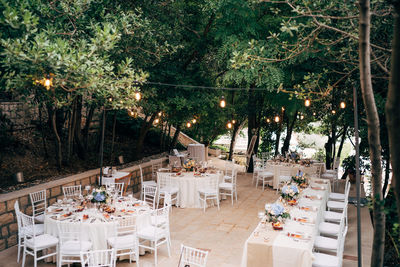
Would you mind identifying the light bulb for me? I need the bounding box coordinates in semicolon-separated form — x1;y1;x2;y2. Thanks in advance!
340;101;346;109
305;98;311;107
186;122;191;128
158;112;162;117
313;112;316;116
266;118;271;123
192;118;197;124
332;110;336;114
219;96;226;108
274;116;280;123
281;107;285;111
300;115;304;120
135;90;141;101
227;122;232;129
232;119;236;124
154;118;159;124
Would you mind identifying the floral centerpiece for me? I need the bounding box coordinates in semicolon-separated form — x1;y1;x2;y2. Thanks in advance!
90;187;110;203
265;203;291;223
183;159;196;171
280;183;299;205
292;171;308;188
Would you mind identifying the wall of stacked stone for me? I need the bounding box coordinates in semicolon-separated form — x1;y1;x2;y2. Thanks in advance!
0;157;167;251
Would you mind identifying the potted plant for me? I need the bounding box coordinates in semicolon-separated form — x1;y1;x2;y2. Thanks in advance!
342;155;365;183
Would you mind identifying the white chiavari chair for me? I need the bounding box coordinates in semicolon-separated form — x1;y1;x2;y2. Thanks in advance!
178;244;209;267
29;190;47;223
62;185;82;198
198;175;220;212
143;184;158;209
80;249;116;267
107;216;139;265
157;173;179;209
20;212;58;267
219;169;237;205
140;165;157;200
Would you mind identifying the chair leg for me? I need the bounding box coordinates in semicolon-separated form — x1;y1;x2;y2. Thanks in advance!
22;245;26;267
231;192;233;206
17;235;22;263
217;195;220;210
34;248;37;267
154;242;158;266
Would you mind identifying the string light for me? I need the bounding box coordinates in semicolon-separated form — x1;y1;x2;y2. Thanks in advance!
219;96;226;108
158;111;162;117
274;115;280;123
128;109;137;118
135;90;141;101
44;74;52;90
192;118;197;124
313;112;316;116
232;119;236;124
154;118;159;124
340;101;346;109
108;97;113;102
304;98;311;107
226;121;233;129
332;110;336;114
186;122;191;128
281;107;285;111
266;118;271;123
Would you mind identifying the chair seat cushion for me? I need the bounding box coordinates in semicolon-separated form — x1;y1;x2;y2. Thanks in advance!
219;182;233;189
312;252;339;267
319;222;340;237
61;240;92;255
314;235;338;252
327;200;346;210
25;234;59;250
258;171;273;177
160;186;179;195
137;226;168;241
143;181;157;186
324;211;343;223
107;234;137;249
198;188;218;195
329;192;345;201
151;215;168;226
21;224;44;236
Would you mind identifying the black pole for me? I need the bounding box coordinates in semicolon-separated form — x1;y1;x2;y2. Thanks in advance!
353;87;362;267
99;107;106;186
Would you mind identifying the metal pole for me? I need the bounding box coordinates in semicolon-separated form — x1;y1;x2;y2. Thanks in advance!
353;86;362;267
99;107;106;186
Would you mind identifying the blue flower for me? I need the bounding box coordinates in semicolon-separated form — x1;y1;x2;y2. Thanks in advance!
290;185;299;193
270;203;284;216
94;193;105;202
282;185;289;194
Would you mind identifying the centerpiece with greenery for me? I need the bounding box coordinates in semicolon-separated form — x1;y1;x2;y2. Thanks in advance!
291;171;308;188
280;183;299;205
183;159;196;172
265;203;291;223
90;187;110;204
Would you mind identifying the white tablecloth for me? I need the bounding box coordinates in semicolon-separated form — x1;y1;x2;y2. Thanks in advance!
99;171;131;185
157;171;223;208
266;164;320;189
44;200;151;252
241;180;330;267
187;144;206;162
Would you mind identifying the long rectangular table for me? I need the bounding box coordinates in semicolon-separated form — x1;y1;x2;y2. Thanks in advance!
241;179;330;267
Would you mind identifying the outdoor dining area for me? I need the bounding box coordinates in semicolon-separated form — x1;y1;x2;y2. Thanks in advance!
3;148;370;267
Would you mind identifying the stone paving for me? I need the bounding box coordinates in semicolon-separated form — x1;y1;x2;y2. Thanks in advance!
0;159;372;267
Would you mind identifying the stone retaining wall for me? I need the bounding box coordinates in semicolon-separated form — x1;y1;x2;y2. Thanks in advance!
0;157;167;251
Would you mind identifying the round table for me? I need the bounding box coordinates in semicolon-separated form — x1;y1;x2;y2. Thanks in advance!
187;144;206;162
157;171;223;208
44;198;151;252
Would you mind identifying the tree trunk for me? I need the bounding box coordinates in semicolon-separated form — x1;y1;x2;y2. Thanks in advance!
359;1;385;265
135;113;157;159
331;123;337;166
382;154;390;197
325;136;333;170
170;124;181;150
386;1;400;226
336;125;348;160
74;96;85;160
281;110;298;155
228;122;243;161
49;107;62;169
38;104;48;158
274;111;284;156
83;105;95;152
109;111;117;165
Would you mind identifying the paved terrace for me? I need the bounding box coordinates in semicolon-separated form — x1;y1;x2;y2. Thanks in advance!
0;158;372;267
